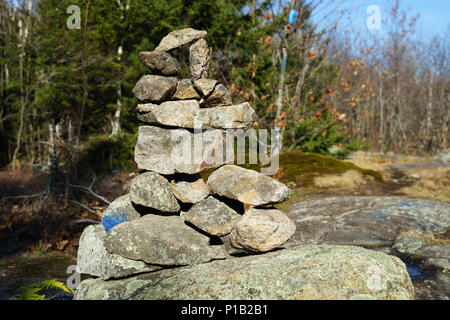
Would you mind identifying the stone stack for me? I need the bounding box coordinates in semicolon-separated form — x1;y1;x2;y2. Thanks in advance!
74;29;415;301
76;28;295;282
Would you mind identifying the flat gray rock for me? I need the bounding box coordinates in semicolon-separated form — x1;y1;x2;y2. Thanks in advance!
207;165;291;206
104;214;226;266
173;79;200;100
182;196;241;236
130;172;180;212
155;28;207;51
171;178;209;204
136;101;256;129
138;50;180;76
101;194;141;232
286;196;450;248
74;245;414;300
230;208;296;252
189;38;210;81
132;75;177;103
135;126;233;175
77;225;161;280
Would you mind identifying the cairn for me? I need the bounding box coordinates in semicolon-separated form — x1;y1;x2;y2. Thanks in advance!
76;28;296;282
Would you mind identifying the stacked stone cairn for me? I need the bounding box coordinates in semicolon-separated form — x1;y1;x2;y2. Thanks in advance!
76;28;295;282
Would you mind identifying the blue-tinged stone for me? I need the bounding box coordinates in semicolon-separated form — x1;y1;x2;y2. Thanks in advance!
100;194;141;232
103;213;129;232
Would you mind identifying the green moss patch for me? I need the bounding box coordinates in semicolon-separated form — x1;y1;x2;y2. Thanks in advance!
201;151;383;187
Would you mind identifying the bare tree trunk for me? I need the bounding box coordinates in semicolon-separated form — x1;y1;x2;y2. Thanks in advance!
48;123;58;196
424;72;434;152
65;119;73;201
11;21;26;170
443;91;449;149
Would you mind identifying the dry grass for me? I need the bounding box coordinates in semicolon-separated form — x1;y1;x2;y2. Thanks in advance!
398;167;450;203
313;170;368;189
346;151;387;172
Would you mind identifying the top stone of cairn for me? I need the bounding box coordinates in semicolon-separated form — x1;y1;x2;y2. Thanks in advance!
155;28;207;52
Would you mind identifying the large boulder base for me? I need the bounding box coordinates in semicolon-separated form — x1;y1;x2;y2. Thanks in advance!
77;225;161;280
207;165;291;206
104;214;226;266
286;196;450;300
74;245;414;300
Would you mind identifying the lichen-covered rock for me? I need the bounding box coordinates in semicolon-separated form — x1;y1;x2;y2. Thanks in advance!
193;79;217;96
135;126;233;175
132;75;177;103
74;245;414;300
286;196;450;248
182;196;241;236
206;84;232;107
130;172;180;212
230;208;296;252
76;225;161;280
189;38;210;81
101;194;141;232
171;179;209;204
207;165;291;206
173;79;200;100
138;51;180;76
155;28;207;51
104;214;226;266
136;101;256;129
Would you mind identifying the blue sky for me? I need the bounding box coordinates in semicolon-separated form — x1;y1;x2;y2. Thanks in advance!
311;0;450;40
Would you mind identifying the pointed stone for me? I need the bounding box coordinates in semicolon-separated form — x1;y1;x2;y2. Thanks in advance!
207;165;291;206
171;179;209;204
206;84;232;107
136;101;256;129
104;214;226;266
135;126;233;175
230;208;296;252
132;75;177;103
138;50;180;76
194;79;217;96
77;225;161;280
189;38;210;81
173;79;200;100
182;196;241;236
130;172;180;213
155;28;207;51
